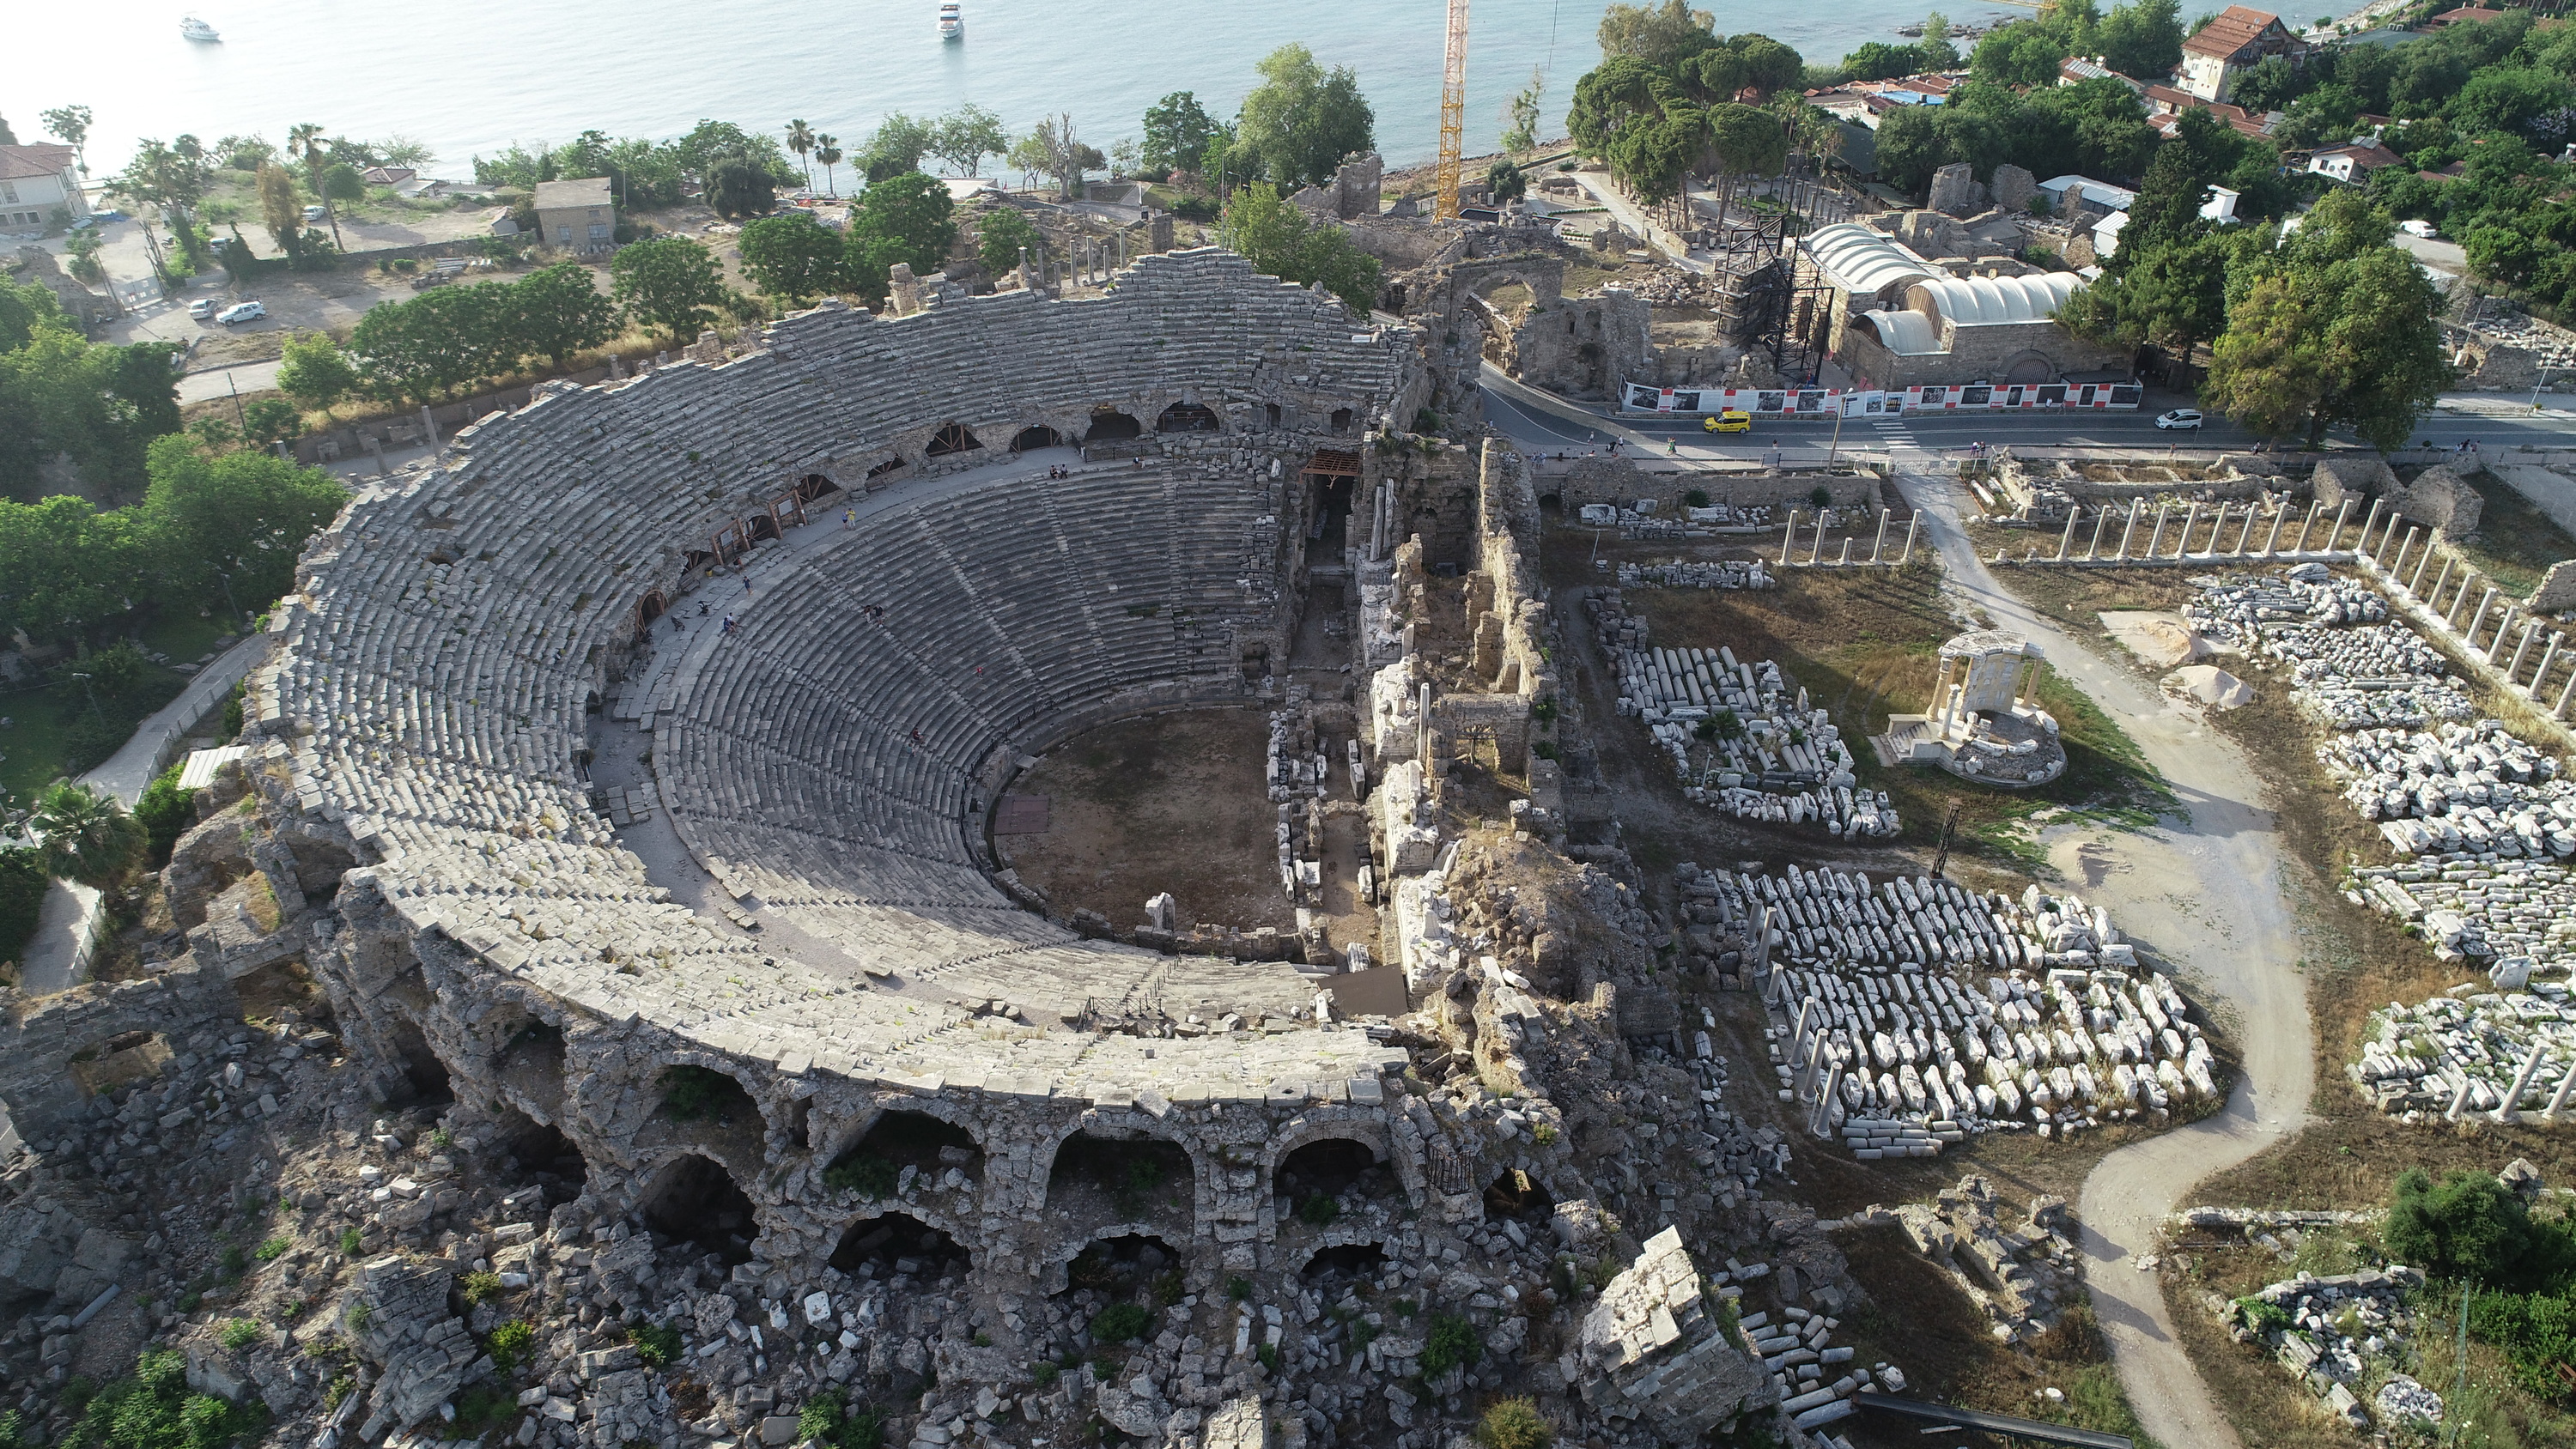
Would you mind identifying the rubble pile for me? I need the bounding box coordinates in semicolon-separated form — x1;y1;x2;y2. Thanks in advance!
2187;571;2476;728
2348;984;2575;1116
1867;1175;2079;1343
2207;1266;2431;1431
1613;559;1776;591
2319;721;2575;861
1678;863;2213;1144
1585;602;1899;839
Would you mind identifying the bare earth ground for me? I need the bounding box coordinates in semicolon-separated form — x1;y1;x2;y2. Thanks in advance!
999;707;1297;933
1909;475;2318;1449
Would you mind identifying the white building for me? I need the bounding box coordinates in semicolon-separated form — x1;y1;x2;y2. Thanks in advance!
0;144;88;231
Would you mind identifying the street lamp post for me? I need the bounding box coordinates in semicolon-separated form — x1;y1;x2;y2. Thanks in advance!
2530;364;2556;414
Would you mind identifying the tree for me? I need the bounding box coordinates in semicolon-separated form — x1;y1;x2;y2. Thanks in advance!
120;137;216;275
975;206;1041;276
861;114;935;185
0;494;144;645
2384;1169;2573;1290
509;262;617;367
1143;93;1220;176
845;172;957;300
1502;69;1547;153
674;119;798;196
139;433;345;617
1842;41;1929;82
320;162;366;203
2098;0;2185;81
349;283;514;403
1236;45;1377;189
813;135;844;196
1597;0;1717;66
0;288;182;504
39;105;93;173
256;162;307;259
276;331;357;409
0;115;15;146
738;214;850;302
1487;159;1528;204
1009;117;1107;200
1217;183;1382;312
930;104;1008;178
2205;197;2448;449
29;783;143;888
287;124;344;253
611;237;728;342
786;118;817;189
708;153;779;219
240;397;303;446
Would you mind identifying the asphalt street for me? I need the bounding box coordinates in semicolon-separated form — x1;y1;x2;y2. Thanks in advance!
1480;377;2576;462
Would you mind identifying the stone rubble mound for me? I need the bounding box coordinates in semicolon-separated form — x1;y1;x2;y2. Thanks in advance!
2162;664;2253;709
1613;560;1776;591
2187;573;2471;729
2318;719;2576;858
1680;863;2212;1144
2349;985;2576;1116
1876;1175;2078;1343
1587;595;1898;839
2208;1264;2429;1431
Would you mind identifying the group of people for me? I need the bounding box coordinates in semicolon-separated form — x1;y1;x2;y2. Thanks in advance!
1043;464;1072;479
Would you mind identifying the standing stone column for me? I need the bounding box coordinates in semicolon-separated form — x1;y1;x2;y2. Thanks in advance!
2144;502;2169;561
2056;510;2078;562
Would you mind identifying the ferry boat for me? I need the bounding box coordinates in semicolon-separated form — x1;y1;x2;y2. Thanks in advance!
179;15;221;40
938;2;962;39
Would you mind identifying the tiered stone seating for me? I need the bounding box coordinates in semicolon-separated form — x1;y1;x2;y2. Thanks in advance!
258;251;1402;1088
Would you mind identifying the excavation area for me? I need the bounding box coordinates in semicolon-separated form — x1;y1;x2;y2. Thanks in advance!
997;707;1296;934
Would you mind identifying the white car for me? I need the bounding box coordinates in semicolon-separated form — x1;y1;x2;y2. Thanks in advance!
216;300;268;325
2400;219;2439;239
2154;408;2203;431
186;298;216;319
303;204;327;221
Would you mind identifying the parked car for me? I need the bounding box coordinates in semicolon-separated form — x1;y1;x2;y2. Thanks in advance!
2400;219;2439;239
216;300;268;324
303;204;328;221
1703;409;1753;433
187;298;216;319
2154;408;2203;430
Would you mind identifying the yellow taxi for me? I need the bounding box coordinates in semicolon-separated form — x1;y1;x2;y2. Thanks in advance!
1704;409;1752;433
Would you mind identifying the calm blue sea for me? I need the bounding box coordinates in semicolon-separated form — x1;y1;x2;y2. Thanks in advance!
12;0;2018;182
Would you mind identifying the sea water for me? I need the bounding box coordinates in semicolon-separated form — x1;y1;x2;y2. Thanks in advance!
14;0;2008;184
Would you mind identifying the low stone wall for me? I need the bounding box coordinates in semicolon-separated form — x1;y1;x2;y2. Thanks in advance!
1536;455;1880;512
0;961;244;1145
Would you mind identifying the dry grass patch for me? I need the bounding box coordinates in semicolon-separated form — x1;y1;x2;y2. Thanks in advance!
2448;471;2576;598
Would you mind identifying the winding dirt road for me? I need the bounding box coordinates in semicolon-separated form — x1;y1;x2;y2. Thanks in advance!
1908;475;2316;1449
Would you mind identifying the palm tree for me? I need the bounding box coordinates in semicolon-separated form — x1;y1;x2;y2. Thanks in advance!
287;121;343;252
31;782;143;888
814;135;842;197
786;119;817;191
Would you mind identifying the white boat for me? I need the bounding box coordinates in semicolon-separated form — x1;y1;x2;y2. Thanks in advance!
937;2;962;39
179;15;221;40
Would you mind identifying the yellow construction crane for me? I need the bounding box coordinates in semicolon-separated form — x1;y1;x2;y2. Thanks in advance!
1436;0;1471;221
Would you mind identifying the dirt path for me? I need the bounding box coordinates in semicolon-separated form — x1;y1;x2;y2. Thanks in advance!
1906;474;2315;1449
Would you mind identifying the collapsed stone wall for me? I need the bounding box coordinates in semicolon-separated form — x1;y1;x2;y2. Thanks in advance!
2312;456;2486;537
1535;455;1880;512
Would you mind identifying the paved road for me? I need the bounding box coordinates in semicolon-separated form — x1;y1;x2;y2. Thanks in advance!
1906;476;2316;1449
179;359;285;404
1481;373;2576;461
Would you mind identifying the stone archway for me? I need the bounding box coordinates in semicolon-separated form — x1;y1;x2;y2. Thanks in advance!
1084;409;1143;443
641;1154;758;1264
927;423;982;457
828;1210;971;1280
820;1107;984;1197
1012;425;1066;452
1156;401;1221;433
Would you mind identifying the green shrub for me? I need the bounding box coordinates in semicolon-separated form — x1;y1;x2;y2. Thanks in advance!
337;1228;363;1256
0;849;46;976
1474;1397;1552;1449
1683;488;1711;508
2468;1285;2576;1399
254;1237;289;1263
448;1385;517;1438
1151;1270;1184;1307
487;1319;535;1373
1255;1343;1278;1370
1419;1313;1481;1378
459;1271;501;1306
793;1391;885;1449
221;682;246;739
629;1321;683;1368
62;1350;264;1449
2386;1168;2576;1291
1226;1276;1253;1301
216;1246;246;1281
1091;1303;1153;1344
2234;1296;2291;1334
1807;486;1832;509
822;1151;900;1198
658;1064;743;1122
1298;1195;1340;1228
134;767;200;868
219;1319;260;1352
1030;1361;1059;1387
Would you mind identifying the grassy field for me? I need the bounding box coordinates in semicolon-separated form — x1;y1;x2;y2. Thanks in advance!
1595;549;2172;872
2450;471;2576;598
0;668;191;809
